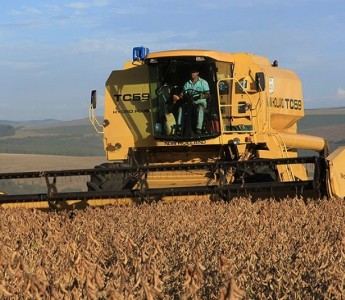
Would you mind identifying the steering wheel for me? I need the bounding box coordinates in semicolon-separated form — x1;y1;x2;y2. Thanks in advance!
183;89;201;102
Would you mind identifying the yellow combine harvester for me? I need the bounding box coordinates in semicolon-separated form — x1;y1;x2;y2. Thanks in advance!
1;47;344;208
88;47;345;198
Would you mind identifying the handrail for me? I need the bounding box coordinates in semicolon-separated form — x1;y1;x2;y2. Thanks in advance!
273;132;296;181
216;77;255;133
88;105;104;134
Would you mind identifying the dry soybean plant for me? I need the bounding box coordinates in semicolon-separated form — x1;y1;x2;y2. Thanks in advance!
0;197;344;299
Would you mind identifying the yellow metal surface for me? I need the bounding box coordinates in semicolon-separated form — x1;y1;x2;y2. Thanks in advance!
272;132;326;152
104;64;153;161
0;201;50;209
0;198;135;209
146;169;211;188
146;49;236;63
0;196;211;209
327;146;345;199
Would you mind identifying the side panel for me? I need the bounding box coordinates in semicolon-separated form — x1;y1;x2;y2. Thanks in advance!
103;64;156;161
267;67;304;132
327;146;345;199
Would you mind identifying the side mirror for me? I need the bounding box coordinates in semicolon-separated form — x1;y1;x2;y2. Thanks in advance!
255;72;265;92
91;90;97;109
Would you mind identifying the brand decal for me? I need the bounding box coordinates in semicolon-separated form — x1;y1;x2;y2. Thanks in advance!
270;97;302;110
113;108;150;114
164;140;207;146
113;93;150;102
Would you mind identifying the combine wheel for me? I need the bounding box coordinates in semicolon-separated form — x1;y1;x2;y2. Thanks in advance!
87;163;125;191
236;165;277;184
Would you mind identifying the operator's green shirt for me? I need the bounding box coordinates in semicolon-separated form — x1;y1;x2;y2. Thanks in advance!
183;77;209;107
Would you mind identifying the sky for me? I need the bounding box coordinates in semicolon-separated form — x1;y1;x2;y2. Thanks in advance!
0;0;344;121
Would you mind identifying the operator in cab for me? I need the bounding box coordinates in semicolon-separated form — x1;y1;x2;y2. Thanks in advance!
173;66;210;134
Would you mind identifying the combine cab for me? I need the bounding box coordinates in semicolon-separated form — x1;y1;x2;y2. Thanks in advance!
1;47;345;208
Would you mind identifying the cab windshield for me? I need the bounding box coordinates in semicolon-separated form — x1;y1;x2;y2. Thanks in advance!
147;57;221;141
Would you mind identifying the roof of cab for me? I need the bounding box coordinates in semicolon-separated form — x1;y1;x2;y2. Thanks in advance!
146;49;233;61
145;49;271;66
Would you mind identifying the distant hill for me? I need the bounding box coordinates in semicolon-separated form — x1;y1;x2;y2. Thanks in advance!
24;118;93;129
0;119;62;126
305;107;345;115
0;118;104;156
300;108;345;152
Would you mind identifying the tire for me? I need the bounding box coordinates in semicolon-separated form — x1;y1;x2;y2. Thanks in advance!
87;163;124;191
235;165;277;183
